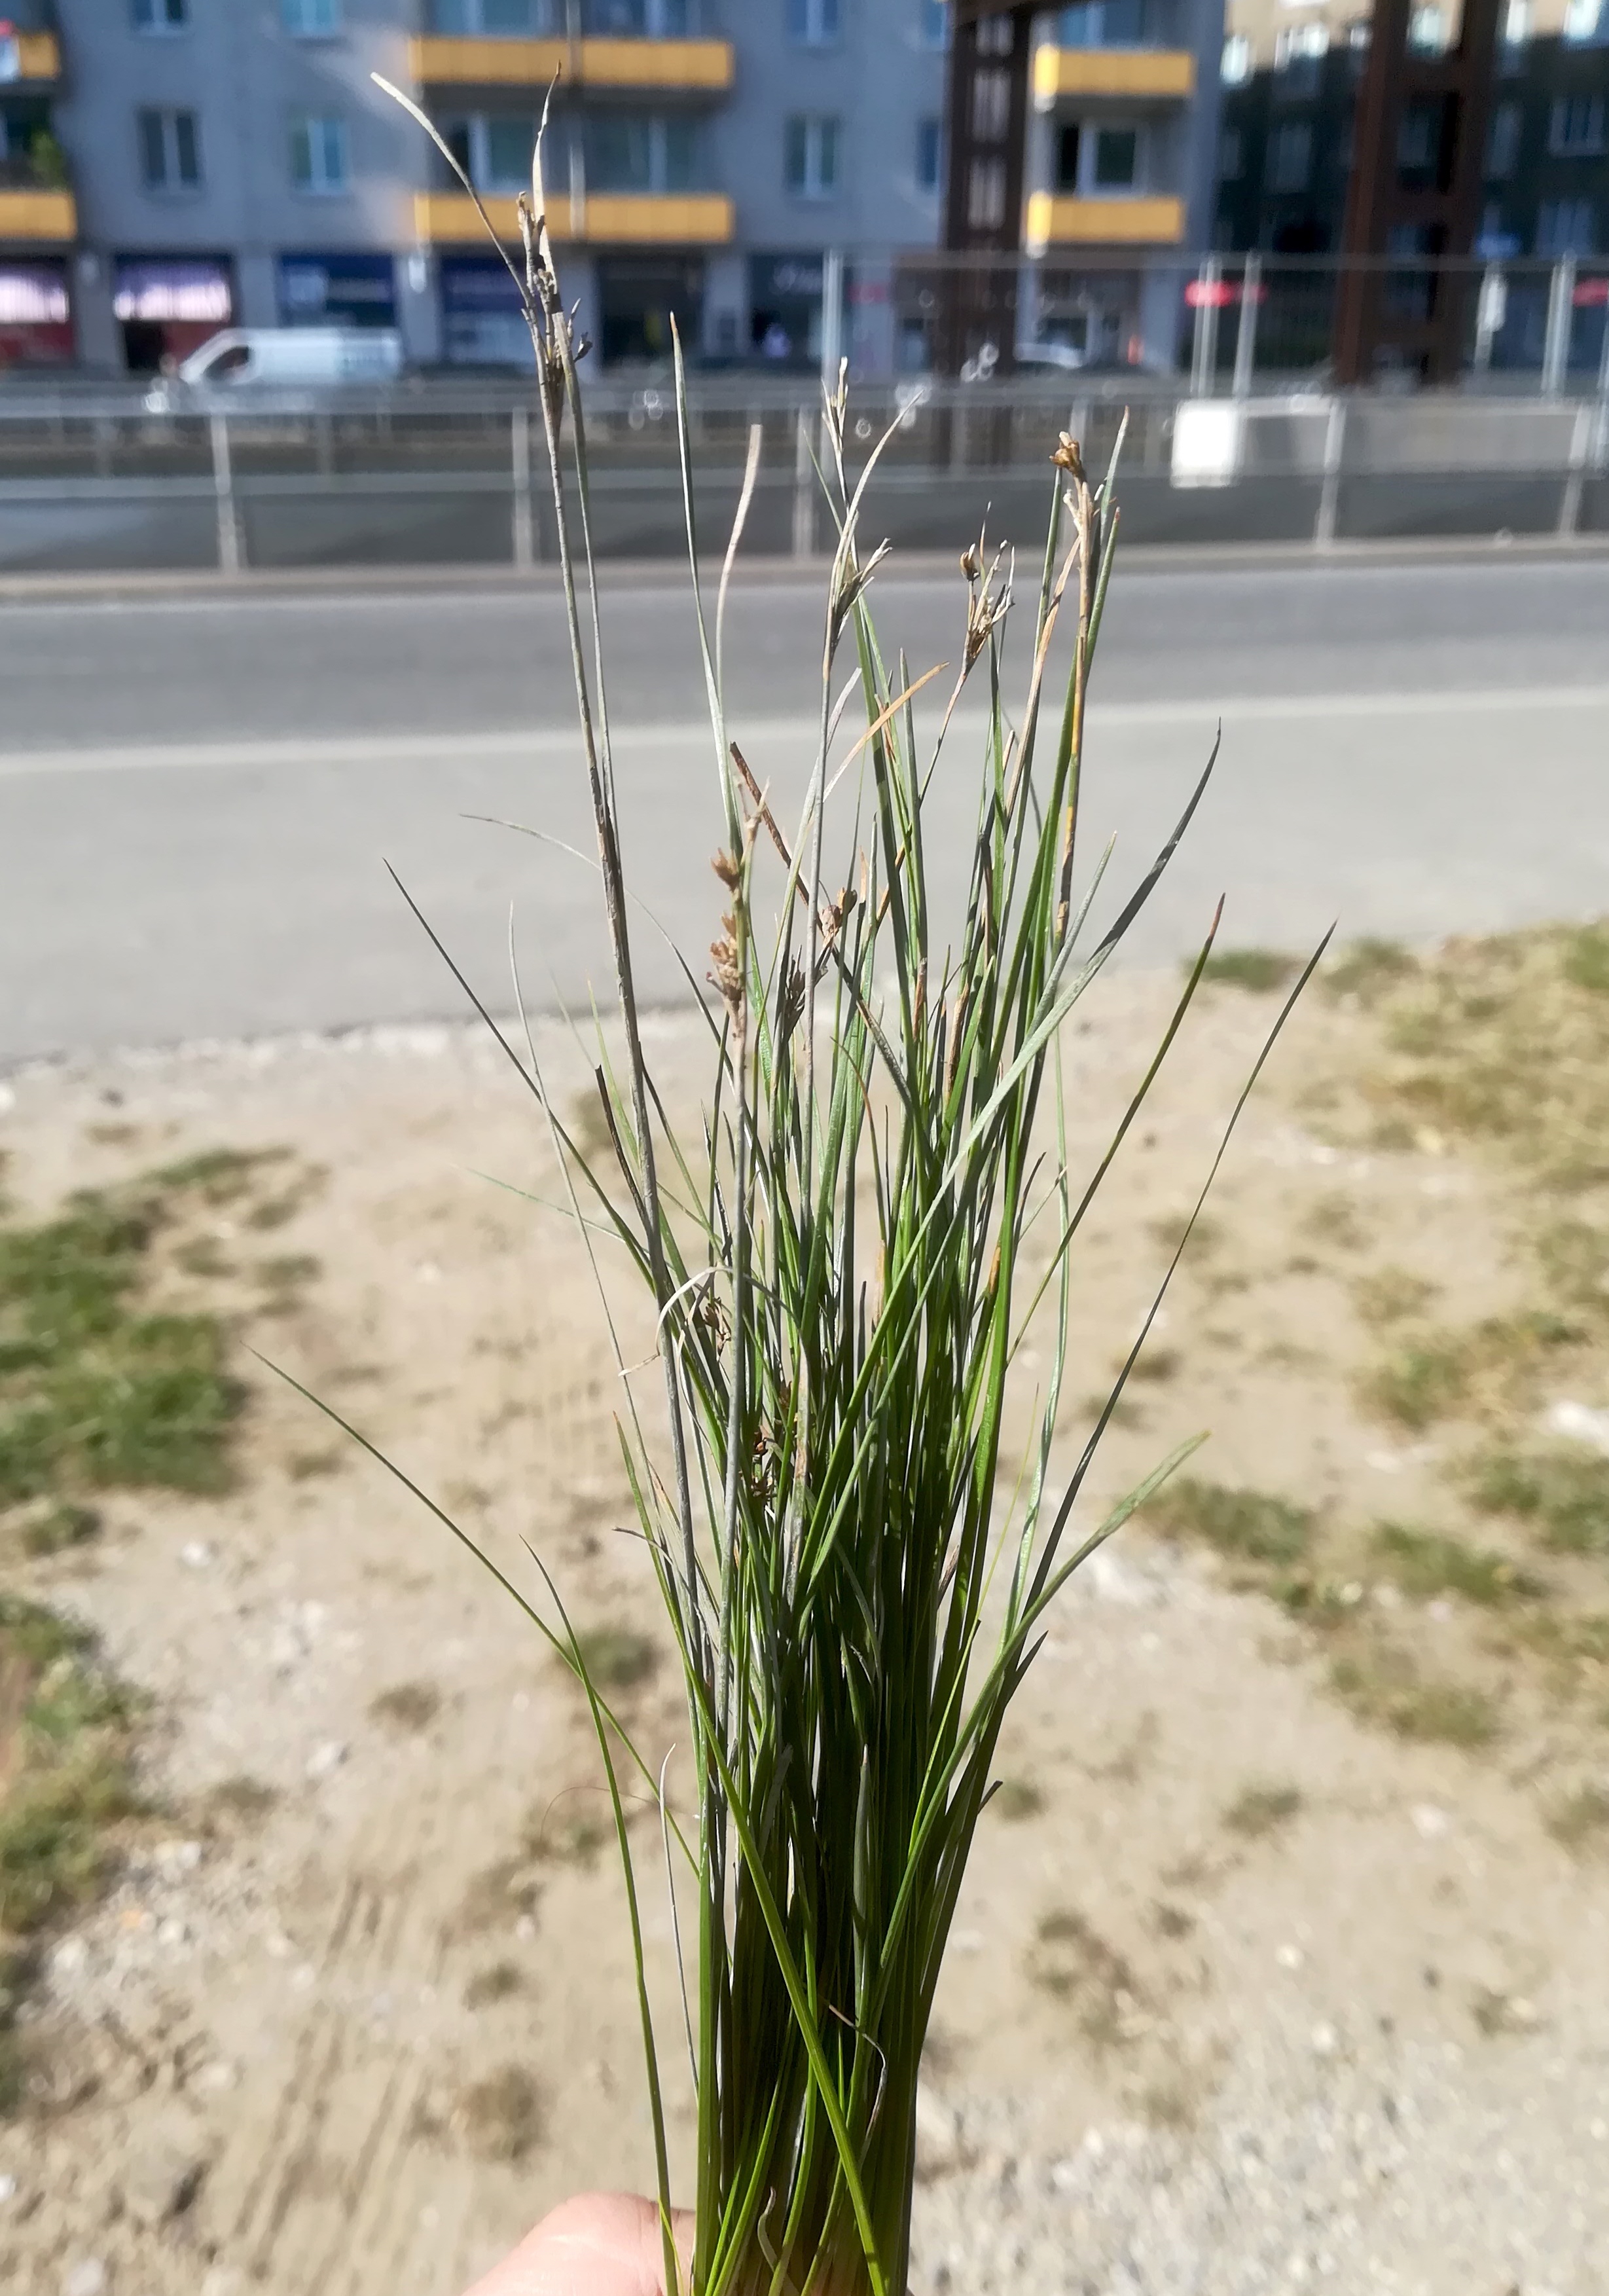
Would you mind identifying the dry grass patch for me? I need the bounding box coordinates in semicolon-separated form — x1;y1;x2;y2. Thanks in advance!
1223;1781;1303;1842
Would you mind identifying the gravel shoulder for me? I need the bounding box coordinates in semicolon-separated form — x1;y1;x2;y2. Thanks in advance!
2;965;1607;2296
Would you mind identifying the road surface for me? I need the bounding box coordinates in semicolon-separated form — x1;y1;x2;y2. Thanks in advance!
1;556;1606;1063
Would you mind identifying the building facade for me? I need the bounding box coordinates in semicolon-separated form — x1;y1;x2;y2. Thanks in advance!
1215;0;1609;369
0;0;1225;377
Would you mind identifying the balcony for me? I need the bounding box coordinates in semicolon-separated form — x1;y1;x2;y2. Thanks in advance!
409;36;734;91
1024;191;1185;247
414;189;734;243
0;156;75;241
1034;46;1195;101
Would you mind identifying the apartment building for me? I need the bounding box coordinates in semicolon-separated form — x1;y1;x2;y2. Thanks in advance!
1215;0;1609;274
0;0;1225;377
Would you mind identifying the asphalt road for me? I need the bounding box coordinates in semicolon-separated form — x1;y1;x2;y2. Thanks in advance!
2;556;1607;1064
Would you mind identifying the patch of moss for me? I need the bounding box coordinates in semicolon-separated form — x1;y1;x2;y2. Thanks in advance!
1322;937;1419;1006
1465;1446;1609;1556
1223;1781;1303;1841
1329;1642;1500;1748
0;1178;245;1508
1146;1477;1315;1569
1196;949;1300;994
1371;1522;1545;1608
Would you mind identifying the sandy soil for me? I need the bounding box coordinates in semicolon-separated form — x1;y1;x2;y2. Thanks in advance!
2;974;1606;2296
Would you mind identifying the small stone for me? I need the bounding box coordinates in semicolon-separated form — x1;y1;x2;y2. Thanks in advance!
1276;1943;1305;1972
195;2060;237;2096
180;1541;213;1570
514;1914;536;1943
304;1740;347;1783
1591;2117;1608;2141
1411;1803;1450;1840
124;2128;206;2227
0;2173;16;2205
52;1937;88;1978
157;1918;189;1949
64;2263;108;2296
1311;2022;1339;2058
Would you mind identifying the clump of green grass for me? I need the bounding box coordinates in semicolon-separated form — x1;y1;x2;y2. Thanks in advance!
1361;1336;1470;1430
1223;1781;1303;1841
1563;923;1609;994
1371;1522;1544;1608
369;1681;441;1734
1298;1191;1370;1252
528;1802;611;1867
1329;1642;1500;1747
465;1959;526;2008
459;2064;544;2164
990;1777;1044;1823
1354;921;1609;1185
572;1627;657;1696
9;1500;101;1558
1544;1781;1609;1854
0;1595;143;2109
1353;1269;1438;1328
1030;1908;1143;2051
369;87;1321;2296
1465;1446;1609;1554
1195;949;1300;994
204;1774;278;1829
0;1175;244;1508
1321;936;1419;1006
1146;1476;1315;1567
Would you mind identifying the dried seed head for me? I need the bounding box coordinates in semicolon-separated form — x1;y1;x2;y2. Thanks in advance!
1051;431;1087;481
712;848;742;892
959;543;982;582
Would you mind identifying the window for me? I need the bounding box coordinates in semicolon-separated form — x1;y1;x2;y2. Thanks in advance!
431;0;551;27
1218;124;1243;181
291;114;349;194
133;0;188;28
1499;0;1530;68
1274;23;1327;89
1059;0;1146;45
1093;124;1138;186
1564;0;1606;40
446;115;543;191
1220;32;1251;83
916;115;941;191
1536;196;1596;255
137;107;200;190
1056;117;1142;192
920;0;949;46
586;112;699;189
1270;118;1312;191
284;0;342;31
971;65;1012;140
787;0;840;45
1549;94;1606;154
1485;100;1521;177
1408;5;1446;50
966;154;1006;227
784;114;839;197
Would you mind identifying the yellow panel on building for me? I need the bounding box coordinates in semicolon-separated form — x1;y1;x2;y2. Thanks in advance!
408;35;734;90
1024;192;1185;247
408;36;568;85
0;188;77;242
414;191;735;246
16;31;63;81
1032;46;1195;100
578;38;734;89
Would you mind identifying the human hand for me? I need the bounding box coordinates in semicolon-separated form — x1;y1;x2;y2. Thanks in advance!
461;2193;693;2296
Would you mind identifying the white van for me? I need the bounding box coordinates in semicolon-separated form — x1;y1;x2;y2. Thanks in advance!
174;327;405;389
